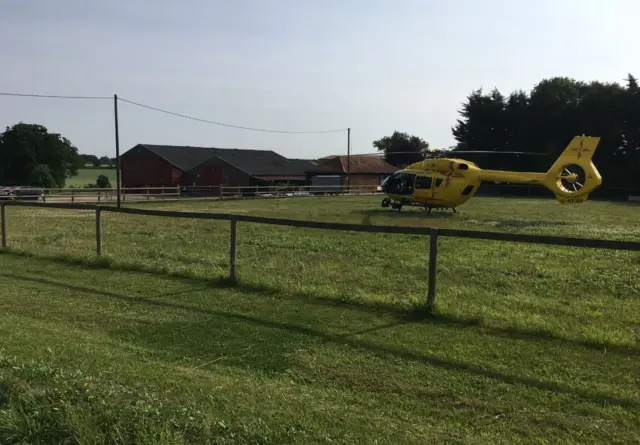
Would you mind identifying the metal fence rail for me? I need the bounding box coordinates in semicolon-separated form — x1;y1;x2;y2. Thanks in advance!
2;201;640;311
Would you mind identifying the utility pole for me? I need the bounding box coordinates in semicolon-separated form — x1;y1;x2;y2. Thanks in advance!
114;94;121;208
347;128;351;193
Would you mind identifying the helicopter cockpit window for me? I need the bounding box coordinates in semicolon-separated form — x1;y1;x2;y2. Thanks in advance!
385;173;415;195
415;176;433;189
435;178;443;187
461;185;474;195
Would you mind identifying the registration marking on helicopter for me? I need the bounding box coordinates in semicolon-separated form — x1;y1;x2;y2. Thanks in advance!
571;139;590;158
571;147;590;158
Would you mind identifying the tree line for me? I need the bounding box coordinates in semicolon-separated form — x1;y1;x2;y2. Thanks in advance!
451;74;639;189
0;123;114;189
375;74;639;190
81;154;116;168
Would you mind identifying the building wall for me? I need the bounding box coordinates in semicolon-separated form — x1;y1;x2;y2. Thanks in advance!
307;173;388;191
310;175;341;193
344;175;383;188
184;157;251;189
121;146;181;188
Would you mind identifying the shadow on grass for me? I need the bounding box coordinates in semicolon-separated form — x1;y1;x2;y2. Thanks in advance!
2;268;640;409
491;219;572;230
355;210;573;233
1;248;637;359
115;318;308;376
355;209;455;226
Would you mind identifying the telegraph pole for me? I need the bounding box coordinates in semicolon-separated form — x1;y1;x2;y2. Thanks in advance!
114;94;121;208
347;128;351;192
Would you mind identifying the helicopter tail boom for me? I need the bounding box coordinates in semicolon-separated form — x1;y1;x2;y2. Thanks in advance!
476;136;602;204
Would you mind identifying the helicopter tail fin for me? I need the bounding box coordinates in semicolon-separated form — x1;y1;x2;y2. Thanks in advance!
543;136;602;204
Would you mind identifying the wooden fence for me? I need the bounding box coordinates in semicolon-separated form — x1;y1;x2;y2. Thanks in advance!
2;201;640;311
1;184;382;204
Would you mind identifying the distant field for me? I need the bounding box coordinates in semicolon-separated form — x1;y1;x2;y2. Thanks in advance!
0;196;638;444
65;168;116;187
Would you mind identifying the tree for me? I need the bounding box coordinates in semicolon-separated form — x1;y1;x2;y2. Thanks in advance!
0;123;82;187
373;131;430;167
29;164;56;188
96;174;111;189
99;156;111;166
452;88;509;152
620;74;640;187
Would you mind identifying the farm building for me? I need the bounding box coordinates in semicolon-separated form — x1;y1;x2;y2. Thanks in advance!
305;155;398;191
121;144;317;192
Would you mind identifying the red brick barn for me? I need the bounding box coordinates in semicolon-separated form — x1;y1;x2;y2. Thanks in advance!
305;155;398;192
121;144;316;194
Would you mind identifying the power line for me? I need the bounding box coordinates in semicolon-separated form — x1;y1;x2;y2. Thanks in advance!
0;92;111;100
117;96;348;134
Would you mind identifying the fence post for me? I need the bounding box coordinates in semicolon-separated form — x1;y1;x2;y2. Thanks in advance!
1;204;6;249
427;228;439;311
229;216;237;282
96;207;102;257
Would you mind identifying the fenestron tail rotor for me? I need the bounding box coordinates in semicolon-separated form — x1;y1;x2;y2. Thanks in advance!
559;164;587;193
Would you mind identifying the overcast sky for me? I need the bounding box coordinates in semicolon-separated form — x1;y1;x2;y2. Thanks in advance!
1;0;638;159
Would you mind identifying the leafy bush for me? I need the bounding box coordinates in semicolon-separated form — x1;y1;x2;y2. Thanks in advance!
96;174;111;189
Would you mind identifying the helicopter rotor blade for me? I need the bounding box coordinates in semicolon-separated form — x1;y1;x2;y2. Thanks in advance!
446;151;550;156
342;150;552;158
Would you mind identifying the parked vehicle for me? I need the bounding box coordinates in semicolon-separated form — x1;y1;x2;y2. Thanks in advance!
0;186;44;202
0;187;11;200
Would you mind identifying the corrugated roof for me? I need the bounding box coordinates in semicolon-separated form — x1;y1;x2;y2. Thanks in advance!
139;145;217;172
306;155;398;174
130;144;315;176
281;158;318;175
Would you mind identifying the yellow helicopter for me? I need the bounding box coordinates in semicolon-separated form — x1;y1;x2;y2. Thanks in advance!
380;135;602;212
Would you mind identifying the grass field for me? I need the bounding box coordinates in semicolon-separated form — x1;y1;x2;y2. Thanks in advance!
66;168;116;187
1;196;639;444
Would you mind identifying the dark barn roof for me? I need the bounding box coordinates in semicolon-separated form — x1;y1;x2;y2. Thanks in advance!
125;144;316;177
306;155;398;175
134;145;216;172
272;158;318;177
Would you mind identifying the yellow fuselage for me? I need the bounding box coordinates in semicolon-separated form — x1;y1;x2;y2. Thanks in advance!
383;159;483;208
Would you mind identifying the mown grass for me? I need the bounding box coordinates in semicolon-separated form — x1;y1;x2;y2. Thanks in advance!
0;195;639;444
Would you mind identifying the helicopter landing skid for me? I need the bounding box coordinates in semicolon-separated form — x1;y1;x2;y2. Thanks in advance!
421;205;457;214
381;198;403;211
382;198;456;213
